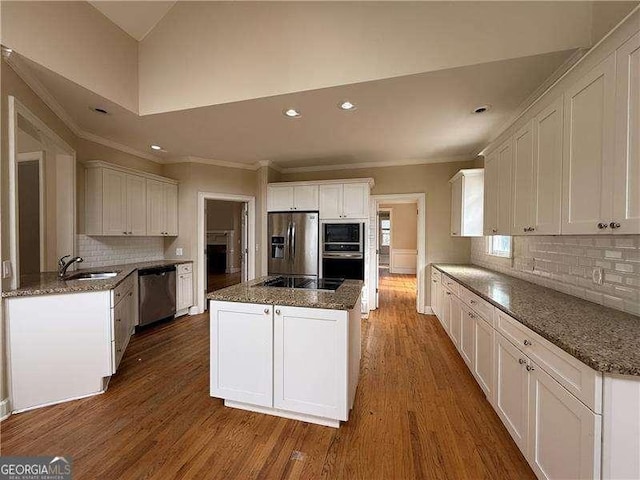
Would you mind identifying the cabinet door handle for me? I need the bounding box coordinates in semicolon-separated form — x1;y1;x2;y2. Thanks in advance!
446;292;451;296
597;222;609;229
470;300;476;305
264;308;270;315
432;280;437;283
468;312;475;319
116;318;121;322
116;293;121;297
518;358;526;365
524;339;532;346
129;292;133;297
610;222;621;229
526;365;534;372
492;228;497;233
275;309;281;315
523;227;528;233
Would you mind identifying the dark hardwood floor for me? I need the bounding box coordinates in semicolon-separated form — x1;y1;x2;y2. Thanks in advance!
207;271;242;292
0;274;534;479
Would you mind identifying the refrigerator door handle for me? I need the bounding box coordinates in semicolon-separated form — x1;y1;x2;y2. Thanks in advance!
287;222;293;263
291;222;297;259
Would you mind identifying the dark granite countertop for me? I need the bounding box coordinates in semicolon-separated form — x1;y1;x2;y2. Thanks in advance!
208;277;364;311
2;259;193;298
433;263;640;376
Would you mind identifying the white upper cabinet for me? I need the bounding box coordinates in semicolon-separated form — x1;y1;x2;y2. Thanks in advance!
512;121;535;235
342;183;369;219
483;151;499;235
102;169;127;236
318;184;343;219
126;175;147;236
449;169;484;237
484;139;513;235
562;54;616;234
147;180;179;236
532;97;563;235
267;184;319;212
85;162;177;237
496;139;514;235
318;182;370;219
613;32;640;234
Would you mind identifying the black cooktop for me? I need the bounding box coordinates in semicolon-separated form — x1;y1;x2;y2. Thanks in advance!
258;276;344;291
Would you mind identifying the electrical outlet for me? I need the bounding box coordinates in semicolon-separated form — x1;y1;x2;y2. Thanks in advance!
592;267;603;285
2;260;12;279
176;248;183;256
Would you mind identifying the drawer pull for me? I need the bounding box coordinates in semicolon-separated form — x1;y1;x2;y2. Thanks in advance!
610;222;621;229
524;339;532;346
264;308;270;315
470;300;476;305
446;292;451;296
116;293;121;297
432;280;437;283
116;318;121;322
526;365;535;372
597;222;608;229
518;358;526;365
275;309;281;315
468;312;475;319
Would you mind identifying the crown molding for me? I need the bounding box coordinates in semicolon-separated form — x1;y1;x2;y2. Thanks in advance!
257;160;283;173
165;155;260;171
277;155;475;174
4;54;160;163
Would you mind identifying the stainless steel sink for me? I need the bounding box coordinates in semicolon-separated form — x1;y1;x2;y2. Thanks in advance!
65;271;118;281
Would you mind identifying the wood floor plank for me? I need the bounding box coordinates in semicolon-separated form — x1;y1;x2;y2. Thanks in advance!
0;273;535;480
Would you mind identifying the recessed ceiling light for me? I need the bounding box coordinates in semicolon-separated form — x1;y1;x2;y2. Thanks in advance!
283;108;301;118
472;105;491;114
90;106;110;115
150;145;162;151
338;100;357;111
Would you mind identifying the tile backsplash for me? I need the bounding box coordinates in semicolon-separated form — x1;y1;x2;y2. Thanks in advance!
77;235;164;268
471;235;640;316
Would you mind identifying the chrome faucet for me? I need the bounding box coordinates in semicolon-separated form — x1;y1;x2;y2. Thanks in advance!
58;255;83;278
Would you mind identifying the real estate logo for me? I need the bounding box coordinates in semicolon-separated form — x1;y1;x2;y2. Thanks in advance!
0;456;72;480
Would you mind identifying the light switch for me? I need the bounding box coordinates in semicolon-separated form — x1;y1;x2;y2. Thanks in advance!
176;248;183;256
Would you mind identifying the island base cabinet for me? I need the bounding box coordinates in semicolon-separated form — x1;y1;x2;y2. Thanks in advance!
210;301;273;407
528;363;601;480
273;306;349;421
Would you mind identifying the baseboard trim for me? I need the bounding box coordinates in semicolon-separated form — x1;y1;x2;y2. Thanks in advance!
0;398;10;421
224;400;340;428
389;267;417;274
423;306;434;315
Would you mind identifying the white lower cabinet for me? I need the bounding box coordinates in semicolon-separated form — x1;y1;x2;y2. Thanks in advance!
528;362;601;480
176;263;194;314
449;292;462;348
459;303;476;368
210;302;274;407
495;332;530;454
474;314;495;403
210;299;360;427
439;287;452;333
273;305;349;420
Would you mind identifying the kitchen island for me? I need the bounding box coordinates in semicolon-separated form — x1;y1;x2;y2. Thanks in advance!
208;277;363;428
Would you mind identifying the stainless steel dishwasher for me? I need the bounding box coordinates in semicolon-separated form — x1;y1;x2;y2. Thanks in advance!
138;265;176;326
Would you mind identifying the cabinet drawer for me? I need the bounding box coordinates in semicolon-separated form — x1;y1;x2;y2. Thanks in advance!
177;263;192;274
442;275;459;295
459;287;494;325
495;309;602;413
112;273;134;307
431;268;441;281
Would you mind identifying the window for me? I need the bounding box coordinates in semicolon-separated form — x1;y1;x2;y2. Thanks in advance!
380;219;391;246
487;235;512;258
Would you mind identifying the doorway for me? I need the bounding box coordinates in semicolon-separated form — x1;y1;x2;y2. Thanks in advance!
205;199;246;292
370;194;426;314
196;192;256;313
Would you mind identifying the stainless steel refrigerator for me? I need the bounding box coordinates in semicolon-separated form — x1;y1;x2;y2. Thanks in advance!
268;212;319;277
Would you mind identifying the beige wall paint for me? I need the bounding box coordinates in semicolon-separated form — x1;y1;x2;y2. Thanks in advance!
591;1;639;44
379;203;418;250
138;2;593;114
1;1;139;113
162;162;259;276
282;160;474;305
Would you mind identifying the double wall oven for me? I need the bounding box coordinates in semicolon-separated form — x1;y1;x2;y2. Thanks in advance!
322;222;365;280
